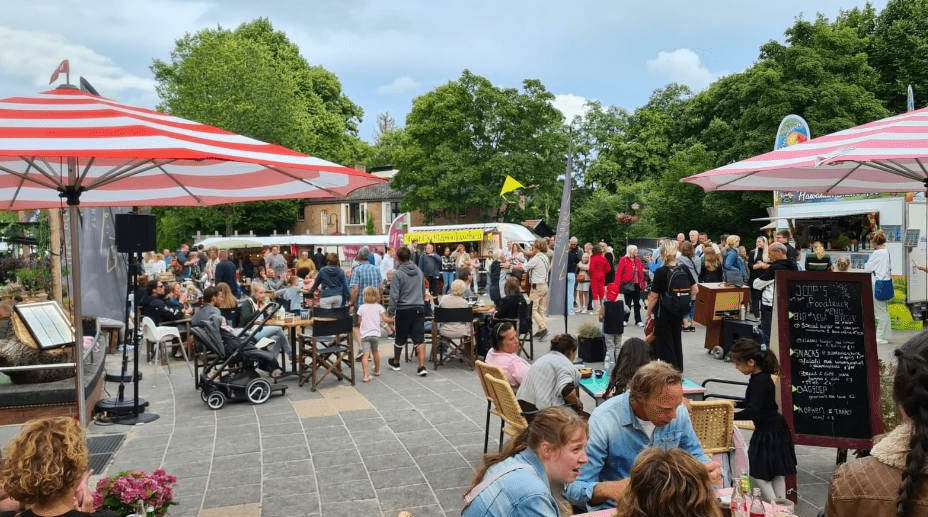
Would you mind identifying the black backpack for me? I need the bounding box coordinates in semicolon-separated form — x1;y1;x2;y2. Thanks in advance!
660;265;693;318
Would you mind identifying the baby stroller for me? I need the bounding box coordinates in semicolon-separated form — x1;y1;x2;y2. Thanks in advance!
191;302;288;410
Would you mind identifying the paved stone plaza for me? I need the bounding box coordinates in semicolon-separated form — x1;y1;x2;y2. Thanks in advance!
1;313;911;517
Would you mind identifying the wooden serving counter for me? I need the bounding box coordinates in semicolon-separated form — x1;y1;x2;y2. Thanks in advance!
694;282;750;350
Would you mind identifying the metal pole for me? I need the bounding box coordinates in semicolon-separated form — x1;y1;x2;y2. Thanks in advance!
67;158;87;425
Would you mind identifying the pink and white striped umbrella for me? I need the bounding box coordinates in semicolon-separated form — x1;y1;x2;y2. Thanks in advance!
0;87;382;209
683;106;928;194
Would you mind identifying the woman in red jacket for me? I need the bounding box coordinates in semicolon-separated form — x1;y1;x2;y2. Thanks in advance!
616;244;647;327
588;244;611;312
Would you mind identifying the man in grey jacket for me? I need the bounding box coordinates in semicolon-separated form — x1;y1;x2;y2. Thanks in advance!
387;246;432;376
417;242;442;298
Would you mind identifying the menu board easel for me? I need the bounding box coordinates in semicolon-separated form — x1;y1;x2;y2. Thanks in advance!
775;271;883;449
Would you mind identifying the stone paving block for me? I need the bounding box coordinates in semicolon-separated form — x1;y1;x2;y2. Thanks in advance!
414;452;470;474
425;466;475;490
201;483;261;508
318;499;381;517
359;438;405;459
376;483;436;513
315;461;370;483
338;408;381;423
318;478;376;503
396;429;446;447
262;474;317;498
260;421;305;436
170;475;207;511
406;442;458;459
263;459;314;480
207;466;260;489
312;450;362;469
212;452;260;470
435;486;467;512
368;466;427;490
198;502;261;517
262;444;310;463
212;436;261;456
260;493;320;517
161;459;210;479
261;433;306;450
363;451;417;472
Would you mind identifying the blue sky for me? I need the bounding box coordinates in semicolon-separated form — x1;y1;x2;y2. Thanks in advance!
0;1;889;149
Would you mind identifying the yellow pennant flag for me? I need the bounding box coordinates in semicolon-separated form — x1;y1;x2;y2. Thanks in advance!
500;175;525;196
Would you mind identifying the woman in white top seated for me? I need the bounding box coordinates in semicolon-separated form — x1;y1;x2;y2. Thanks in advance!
438;279;472;339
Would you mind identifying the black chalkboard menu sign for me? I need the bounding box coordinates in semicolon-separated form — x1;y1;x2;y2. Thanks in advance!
775;271;883;449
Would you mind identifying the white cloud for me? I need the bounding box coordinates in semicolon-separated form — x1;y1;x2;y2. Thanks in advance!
0;26;154;96
551;94;591;123
376;76;421;94
646;48;718;91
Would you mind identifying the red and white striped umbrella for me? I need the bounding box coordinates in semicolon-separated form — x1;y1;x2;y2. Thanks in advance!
0;86;383;424
0;87;382;209
683;106;928;194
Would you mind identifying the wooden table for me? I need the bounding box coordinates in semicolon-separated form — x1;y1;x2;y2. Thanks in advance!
266;316;315;372
578;375;707;406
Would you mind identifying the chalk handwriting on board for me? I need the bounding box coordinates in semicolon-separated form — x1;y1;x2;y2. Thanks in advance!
786;279;871;440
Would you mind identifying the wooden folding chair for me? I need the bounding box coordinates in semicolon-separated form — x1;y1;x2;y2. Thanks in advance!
475;360;507;453
688;400;735;454
431;306;476;369
298;316;355;391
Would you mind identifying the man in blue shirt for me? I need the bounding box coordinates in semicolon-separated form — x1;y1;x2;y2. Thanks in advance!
350;247;383;344
564;360;721;510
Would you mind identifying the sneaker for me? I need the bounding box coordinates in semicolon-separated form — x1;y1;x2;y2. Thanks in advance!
388;358;401;371
533;329;548;339
876;338;889;345
623;321;628;327
417;366;428;377
636;322;645;328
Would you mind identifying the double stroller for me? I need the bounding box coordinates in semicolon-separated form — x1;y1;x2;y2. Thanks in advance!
191;302;288;410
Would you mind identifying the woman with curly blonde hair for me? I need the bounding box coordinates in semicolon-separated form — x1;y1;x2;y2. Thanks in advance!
616;447;721;517
0;417;112;517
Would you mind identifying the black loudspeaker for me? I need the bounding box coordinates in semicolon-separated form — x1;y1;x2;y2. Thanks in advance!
722;319;763;354
115;213;156;253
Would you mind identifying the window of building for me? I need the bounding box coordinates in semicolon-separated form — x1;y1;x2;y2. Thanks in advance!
296;203;305;221
348;202;366;225
320;210;328;233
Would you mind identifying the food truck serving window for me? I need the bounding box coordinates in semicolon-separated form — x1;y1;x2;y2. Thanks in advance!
789;212;879;250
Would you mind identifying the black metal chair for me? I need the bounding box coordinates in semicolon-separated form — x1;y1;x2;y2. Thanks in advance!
431;306;476;369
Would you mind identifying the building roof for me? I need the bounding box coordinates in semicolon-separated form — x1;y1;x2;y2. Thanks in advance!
303;181;403;204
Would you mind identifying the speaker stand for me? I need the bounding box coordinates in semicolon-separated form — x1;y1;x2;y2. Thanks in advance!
95;249;159;425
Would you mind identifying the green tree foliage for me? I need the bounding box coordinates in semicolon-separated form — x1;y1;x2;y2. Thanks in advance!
150;18;368;248
870;0;928;112
389;70;568;223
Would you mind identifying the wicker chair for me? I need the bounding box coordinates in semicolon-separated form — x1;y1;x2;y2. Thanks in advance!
475;360;507;453
484;374;529;441
688;400;735;455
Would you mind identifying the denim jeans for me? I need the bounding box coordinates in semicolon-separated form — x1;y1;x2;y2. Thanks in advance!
441;271;455;294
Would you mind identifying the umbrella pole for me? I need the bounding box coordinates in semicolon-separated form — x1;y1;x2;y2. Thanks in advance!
66;160;87;425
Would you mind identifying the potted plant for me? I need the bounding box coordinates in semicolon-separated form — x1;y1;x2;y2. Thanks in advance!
576;322;605;363
93;469;177;517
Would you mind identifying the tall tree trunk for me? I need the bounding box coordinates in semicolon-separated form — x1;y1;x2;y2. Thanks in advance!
47;209;63;304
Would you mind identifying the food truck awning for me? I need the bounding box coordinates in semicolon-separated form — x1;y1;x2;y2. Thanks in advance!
197;234;388;249
406;223;538;245
753;207;880;221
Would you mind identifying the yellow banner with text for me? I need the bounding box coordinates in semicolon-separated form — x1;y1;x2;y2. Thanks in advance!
403;229;485;244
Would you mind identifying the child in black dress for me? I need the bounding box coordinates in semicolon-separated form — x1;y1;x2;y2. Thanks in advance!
730;337;797;501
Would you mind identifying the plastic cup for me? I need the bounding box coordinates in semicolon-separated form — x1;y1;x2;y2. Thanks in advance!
594;369;604;379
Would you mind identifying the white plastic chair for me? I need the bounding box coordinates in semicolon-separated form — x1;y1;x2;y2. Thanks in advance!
141;316;192;376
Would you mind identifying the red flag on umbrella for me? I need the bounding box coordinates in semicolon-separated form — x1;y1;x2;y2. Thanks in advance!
48;59;69;84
